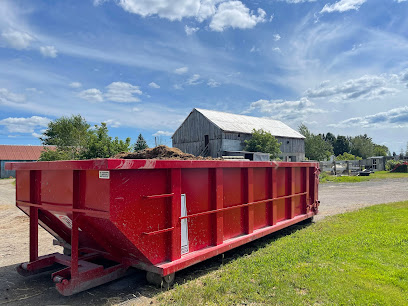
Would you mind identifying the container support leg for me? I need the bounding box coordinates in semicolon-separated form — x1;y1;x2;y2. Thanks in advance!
71;212;79;278
29;206;38;262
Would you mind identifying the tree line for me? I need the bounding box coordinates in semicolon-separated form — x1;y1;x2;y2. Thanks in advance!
39;115;149;161
299;124;390;161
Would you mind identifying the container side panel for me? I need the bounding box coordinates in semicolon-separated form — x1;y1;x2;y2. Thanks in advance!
111;169;170;265
223;168;243;240
293;167;302;216
253;168;267;230
84;170;110;211
181;169;212;253
41;170;73;205
275;167;286;221
16;170;30;201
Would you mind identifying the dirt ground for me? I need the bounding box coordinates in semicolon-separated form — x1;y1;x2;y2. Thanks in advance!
0;177;407;305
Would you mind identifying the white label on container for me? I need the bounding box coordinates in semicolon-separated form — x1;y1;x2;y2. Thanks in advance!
99;171;110;179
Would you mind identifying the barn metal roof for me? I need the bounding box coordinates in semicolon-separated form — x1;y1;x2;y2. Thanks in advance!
0;145;55;161
195;108;305;139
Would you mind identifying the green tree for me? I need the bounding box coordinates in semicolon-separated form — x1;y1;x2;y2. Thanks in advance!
333;135;350;156
38;149;73;161
39;116;131;161
134;133;149;151
244;129;281;159
350;134;374;159
324;132;336;147
80;123;131;159
299;124;333;161
373;144;389;157
40;114;91;159
336;152;362;161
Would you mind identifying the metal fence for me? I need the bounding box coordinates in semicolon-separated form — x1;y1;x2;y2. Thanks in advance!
320;160;364;176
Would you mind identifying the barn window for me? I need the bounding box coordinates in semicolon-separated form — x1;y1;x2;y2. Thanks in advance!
287;140;290;144
238;134;240;137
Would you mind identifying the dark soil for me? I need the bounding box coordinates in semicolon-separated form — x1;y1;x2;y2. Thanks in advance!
113;145;220;160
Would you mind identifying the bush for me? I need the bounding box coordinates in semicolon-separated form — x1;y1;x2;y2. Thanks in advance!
386;160;400;171
391;162;408;173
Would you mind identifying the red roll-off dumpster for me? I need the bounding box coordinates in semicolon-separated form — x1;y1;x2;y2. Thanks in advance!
6;159;319;295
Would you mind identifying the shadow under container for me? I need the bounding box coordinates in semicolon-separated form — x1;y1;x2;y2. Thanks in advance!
6;159;320;295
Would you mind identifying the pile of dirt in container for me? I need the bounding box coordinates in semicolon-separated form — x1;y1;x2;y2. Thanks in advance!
114;145;220;160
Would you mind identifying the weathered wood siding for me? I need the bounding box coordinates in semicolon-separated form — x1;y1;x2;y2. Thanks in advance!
172;110;223;157
173;111;305;160
277;137;304;154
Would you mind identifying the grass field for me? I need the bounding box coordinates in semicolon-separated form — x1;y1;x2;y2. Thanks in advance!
320;170;408;183
156;202;408;305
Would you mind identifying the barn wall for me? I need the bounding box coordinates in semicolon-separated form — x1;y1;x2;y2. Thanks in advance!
173;113;305;160
172;110;223;157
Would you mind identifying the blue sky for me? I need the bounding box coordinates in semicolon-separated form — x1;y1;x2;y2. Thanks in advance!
0;0;408;153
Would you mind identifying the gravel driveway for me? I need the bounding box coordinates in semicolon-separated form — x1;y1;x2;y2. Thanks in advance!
0;177;407;305
317;178;408;220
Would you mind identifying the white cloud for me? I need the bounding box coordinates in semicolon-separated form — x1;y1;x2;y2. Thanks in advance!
117;0;201;21
174;66;189;74
78;88;104;102
282;0;316;2
210;2;266;31
149;82;160;88
104;119;121;128
0;88;26;104
245;97;326;122
304;74;399;102
207;79;220;87
321;0;366;14
25;88;43;94
105;82;142;102
32;132;42;138
108;0;266;32
250;46;260;53
93;0;108;5
273;34;281;41
69;82;82;88
272;47;282;53
0;116;50;133
153;130;173;136
40;45;58;58
185;25;200;35
329;106;408;128
187;74;201;85
1;29;34;50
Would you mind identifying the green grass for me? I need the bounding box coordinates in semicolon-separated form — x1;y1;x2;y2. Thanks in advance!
156;202;408;305
320;170;408;184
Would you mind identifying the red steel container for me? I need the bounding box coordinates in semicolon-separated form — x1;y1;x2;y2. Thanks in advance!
6;159;319;295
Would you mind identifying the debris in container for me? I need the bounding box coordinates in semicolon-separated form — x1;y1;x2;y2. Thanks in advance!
113;145;221;160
